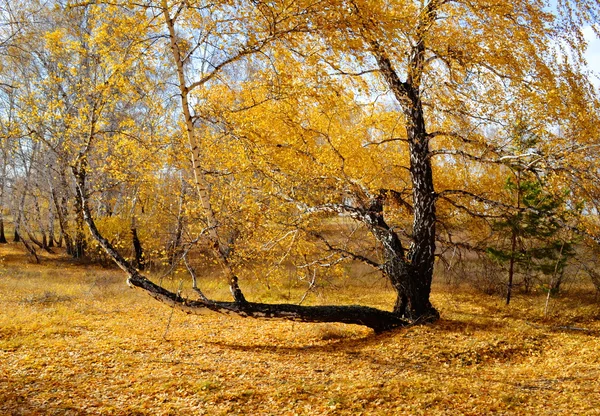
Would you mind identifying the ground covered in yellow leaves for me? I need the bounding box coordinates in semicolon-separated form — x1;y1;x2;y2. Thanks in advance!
1;244;599;415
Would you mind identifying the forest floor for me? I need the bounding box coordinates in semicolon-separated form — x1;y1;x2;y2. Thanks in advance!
1;243;600;415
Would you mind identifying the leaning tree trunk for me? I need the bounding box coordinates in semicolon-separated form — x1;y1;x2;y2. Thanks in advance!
131;227;145;270
20;235;39;263
130;195;145;270
73;155;408;333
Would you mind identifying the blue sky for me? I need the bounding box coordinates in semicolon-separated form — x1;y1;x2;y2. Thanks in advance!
584;27;600;87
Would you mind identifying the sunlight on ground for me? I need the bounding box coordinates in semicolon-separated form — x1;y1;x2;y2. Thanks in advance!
1;244;599;415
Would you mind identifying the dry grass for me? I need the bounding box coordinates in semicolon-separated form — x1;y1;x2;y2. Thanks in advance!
1;243;600;415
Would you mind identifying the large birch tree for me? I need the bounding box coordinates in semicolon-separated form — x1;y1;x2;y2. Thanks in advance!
7;0;599;331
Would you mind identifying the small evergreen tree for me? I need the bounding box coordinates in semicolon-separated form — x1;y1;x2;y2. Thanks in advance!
487;177;576;304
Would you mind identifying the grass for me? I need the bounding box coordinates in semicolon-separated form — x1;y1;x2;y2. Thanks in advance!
1;243;600;415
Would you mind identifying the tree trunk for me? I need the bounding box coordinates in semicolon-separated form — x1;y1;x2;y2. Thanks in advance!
72;182;86;259
364;195;438;322
0;140;8;244
13;169;29;244
13;188;26;243
47;206;55;248
131;227;145;270
506;171;522;305
162;1;245;304
12;137;38;246
0;218;6;244
364;3;440;322
550;269;564;294
130;194;145;270
32;193;48;250
401;93;438;321
25;227;44;249
20;236;40;263
49;174;73;253
168;176;186;265
128;273;407;333
506;229;517;305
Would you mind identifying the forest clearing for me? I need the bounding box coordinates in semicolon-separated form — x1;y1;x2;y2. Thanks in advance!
1;244;599;415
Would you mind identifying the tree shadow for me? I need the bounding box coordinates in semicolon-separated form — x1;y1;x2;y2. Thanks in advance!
432;317;508;333
206;316;514;355
206;325;408;354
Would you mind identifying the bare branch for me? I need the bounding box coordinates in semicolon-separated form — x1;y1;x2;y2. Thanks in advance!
309;230;383;270
437;189;515;212
437;196;508;220
183;253;209;302
363;137;409;146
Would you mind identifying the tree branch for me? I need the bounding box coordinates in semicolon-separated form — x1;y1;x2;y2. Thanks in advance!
308;230;382;270
437;189;515;212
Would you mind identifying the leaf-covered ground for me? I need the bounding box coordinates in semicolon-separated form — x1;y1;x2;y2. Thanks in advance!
1;244;599;415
